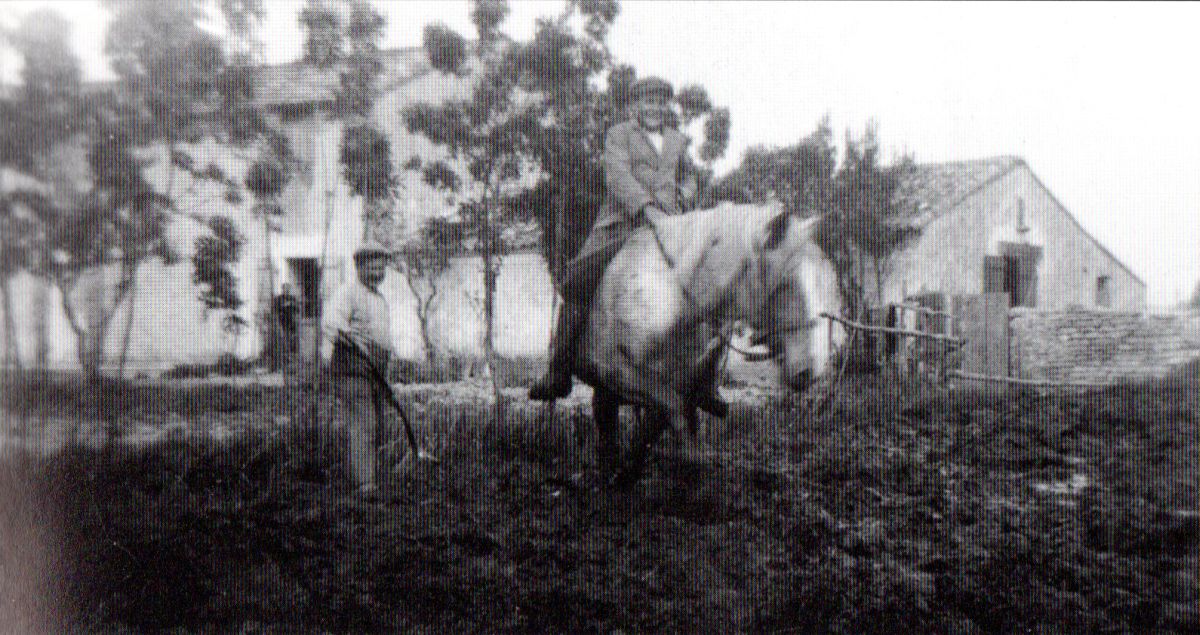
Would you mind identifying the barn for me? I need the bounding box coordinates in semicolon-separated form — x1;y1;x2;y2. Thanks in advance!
866;157;1183;383
881;156;1146;313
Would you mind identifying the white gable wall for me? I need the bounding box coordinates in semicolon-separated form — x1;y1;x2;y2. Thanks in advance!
880;165;1146;312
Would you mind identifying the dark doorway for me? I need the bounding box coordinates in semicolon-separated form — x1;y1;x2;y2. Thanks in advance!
289;258;319;318
1096;275;1111;308
1003;254;1022;307
984;243;1042;308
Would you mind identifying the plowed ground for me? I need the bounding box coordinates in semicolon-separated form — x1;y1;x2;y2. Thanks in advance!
1;375;1196;633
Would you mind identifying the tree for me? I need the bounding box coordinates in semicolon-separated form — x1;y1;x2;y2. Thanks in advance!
25;127;176;380
1;2;275;381
704;116;835;215
697;106;731;198
1;8;170;380
328;0;396;241
340;122;397;238
403;3;546;400
244;152;289;347
401;217;461;370
192;214;247;354
1;9;85;372
102;0;270;377
816;123;918;316
1;9;86;372
1189;279;1200;311
0;176;44;372
405;0;733;398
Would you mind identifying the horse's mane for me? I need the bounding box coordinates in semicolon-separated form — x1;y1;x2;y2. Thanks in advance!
643;202;837;337
652;202;822;281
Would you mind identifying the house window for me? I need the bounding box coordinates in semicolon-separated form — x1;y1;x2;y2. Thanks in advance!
1096;275;1111;308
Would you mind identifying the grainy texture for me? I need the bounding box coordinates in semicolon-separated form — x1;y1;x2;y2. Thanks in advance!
1;373;1196;633
1010;308;1200;382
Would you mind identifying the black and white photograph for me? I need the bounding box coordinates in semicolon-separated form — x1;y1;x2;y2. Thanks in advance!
1;1;1197;632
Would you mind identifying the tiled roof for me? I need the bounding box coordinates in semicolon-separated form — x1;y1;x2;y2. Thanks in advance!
253;46;429;107
890;155;1144;286
1;48;426;108
252;60;340;107
891;155;1023;226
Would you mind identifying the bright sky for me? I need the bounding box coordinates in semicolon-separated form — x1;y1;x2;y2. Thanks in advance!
2;1;1198;308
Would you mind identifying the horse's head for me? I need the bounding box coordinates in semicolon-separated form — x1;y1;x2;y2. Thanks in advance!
752;210;842;391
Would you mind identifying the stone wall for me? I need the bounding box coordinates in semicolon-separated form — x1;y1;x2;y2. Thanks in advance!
1009;308;1200;383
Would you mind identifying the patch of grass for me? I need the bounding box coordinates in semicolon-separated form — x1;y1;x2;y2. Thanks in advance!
388;354;548;387
162;352;257;380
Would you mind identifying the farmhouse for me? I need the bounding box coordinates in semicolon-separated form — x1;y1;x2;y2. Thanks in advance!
883;156;1146;313
0;46;554;374
247;47;553;366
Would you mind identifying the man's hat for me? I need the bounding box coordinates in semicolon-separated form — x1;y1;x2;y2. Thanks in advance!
353;236;390;261
632;76;673;101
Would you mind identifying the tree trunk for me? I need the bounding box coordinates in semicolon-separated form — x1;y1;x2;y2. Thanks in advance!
58;297;91;448
1;276;21;372
259;205;274;316
418;310;437;367
483;232;501;398
417;297;437;367
480;194;503;412
314;187;334;382
116;273;138;379
551;186;567;292
75;321;101;382
58;278;102;381
404;267;440;370
262;204;278;300
261;204;277;366
34;282;48;369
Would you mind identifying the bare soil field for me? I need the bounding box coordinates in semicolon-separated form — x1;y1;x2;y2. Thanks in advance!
1;372;1197;633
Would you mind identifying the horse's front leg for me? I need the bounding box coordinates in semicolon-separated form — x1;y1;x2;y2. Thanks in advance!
613;405;672;489
591;386;621;480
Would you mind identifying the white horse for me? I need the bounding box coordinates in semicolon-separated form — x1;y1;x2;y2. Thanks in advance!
572;203;844;485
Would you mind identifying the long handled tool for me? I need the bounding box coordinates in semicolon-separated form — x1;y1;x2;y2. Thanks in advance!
335;331;438;463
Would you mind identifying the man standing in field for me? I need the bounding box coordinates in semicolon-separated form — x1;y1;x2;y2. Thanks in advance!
325;238;394;495
529;76;705;402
